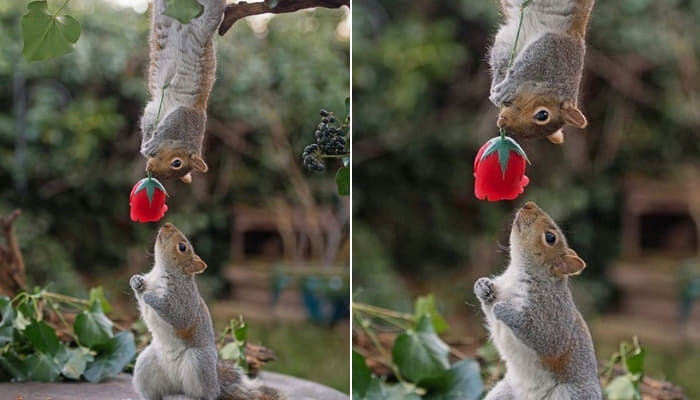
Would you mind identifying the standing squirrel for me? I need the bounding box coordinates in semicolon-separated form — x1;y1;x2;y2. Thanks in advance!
140;0;226;183
474;201;602;400
130;223;285;400
489;0;594;144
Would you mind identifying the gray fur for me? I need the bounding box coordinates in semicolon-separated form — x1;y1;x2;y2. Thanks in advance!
141;106;206;158
490;33;584;106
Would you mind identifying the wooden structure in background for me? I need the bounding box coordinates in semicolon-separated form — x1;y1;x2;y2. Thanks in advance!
598;171;700;344
213;204;348;323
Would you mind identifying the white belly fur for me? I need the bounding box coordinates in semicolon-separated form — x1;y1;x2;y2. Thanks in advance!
136;265;206;397
487;266;568;400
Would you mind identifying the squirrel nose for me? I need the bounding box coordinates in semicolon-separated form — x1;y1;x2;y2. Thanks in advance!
522;201;538;211
497;115;507;128
162;223;173;230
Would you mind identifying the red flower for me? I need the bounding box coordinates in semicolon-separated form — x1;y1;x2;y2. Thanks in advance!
474;136;530;201
130;176;168;223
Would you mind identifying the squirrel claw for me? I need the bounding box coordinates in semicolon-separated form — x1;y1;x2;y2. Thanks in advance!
474;277;496;303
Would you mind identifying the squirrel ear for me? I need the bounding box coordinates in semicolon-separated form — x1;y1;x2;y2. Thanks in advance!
547;130;565;144
190;154;208;173
555;248;586;276
184;255;207;275
180;172;192;184
561;101;587;129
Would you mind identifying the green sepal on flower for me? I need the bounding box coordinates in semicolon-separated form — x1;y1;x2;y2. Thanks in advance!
480;135;530;177
133;175;168;207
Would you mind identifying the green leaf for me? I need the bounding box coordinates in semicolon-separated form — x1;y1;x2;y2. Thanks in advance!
414;295;448;334
624;347;646;375
336;166;349;196
342;156;350;168
74;301;113;348
425;359;483;400
363;377;422;400
0;351;29;381
163;0;204;24
21;0;81;62
56;346;91;380
0;296;15;345
233;319;248;342
392;315;450;383
24;320;61;355
352;351;372;399
220;342;242;361
88;287;112;314
605;375;640;400
25;353;61;382
83;331;136;383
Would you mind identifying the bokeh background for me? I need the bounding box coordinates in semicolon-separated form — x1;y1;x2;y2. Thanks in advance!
0;0;349;392
352;0;700;396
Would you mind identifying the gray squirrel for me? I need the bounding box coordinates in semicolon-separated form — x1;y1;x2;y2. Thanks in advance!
140;0;227;183
130;223;285;400
474;201;602;400
489;0;594;144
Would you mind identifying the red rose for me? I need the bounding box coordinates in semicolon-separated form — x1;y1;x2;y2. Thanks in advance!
474;136;530;201
130;176;168;223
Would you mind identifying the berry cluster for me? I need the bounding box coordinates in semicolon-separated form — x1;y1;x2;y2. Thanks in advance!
302;109;348;172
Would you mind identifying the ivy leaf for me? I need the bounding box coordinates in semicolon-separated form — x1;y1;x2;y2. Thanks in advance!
233;319;248;342
25;353;61;382
0;296;15;345
336;166;349;196
24;320;61;355
352;351;372;400
83;331;136;383
625;347;646;375
605;375;640;400
414;295;448;334
21;0;81;62
392;315;450;383
425;359;484;400
220;342;242;361
74;301;113;348
363;377;422;400
59;346;91;380
88;286;112;314
163;0;204;24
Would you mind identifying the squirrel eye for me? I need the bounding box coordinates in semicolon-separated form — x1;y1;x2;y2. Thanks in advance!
170;159;183;169
544;231;556;245
177;242;187;253
534;109;550;123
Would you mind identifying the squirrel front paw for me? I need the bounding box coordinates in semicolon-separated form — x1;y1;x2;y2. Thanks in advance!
130;275;145;293
489;79;516;107
474;277;496;303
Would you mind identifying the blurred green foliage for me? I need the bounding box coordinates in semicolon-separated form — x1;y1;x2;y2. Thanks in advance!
352;0;700;295
0;0;348;296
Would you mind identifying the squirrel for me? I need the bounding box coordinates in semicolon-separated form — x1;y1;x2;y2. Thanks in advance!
139;0;227;184
130;223;285;400
489;0;594;144
473;201;602;400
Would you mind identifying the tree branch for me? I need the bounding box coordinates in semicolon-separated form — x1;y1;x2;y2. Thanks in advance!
219;0;349;36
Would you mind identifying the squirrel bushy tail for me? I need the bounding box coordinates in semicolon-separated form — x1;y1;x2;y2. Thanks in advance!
217;361;286;400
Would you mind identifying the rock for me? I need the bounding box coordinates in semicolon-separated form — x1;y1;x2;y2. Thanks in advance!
0;372;348;400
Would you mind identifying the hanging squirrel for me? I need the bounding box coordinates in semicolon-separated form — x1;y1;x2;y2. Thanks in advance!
130;223;285;400
474;201;602;400
489;0;594;144
139;0;227;183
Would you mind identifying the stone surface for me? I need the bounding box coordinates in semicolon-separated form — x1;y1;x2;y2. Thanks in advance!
0;372;348;400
